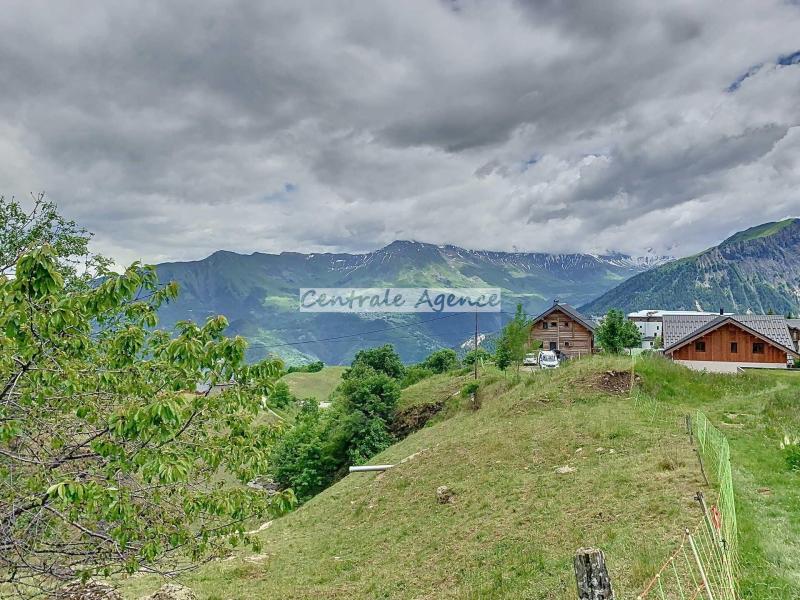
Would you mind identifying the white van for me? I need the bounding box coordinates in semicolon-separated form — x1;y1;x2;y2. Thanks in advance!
538;350;559;369
522;352;538;366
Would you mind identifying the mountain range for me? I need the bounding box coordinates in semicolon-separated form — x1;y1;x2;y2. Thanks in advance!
155;219;800;364
581;219;800;316
155;241;668;364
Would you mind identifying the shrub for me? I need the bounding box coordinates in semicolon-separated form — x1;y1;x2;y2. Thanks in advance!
401;364;435;388
461;381;481;410
460;381;480;397
286;359;325;374
781;435;800;471
306;360;324;373
345;344;405;380
463;347;491;366
340;366;401;423
270;401;335;502
421;348;459;374
270;380;297;408
271;362;402;502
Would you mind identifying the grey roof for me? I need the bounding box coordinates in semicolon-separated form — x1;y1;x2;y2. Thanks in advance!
786;319;800;331
662;314;718;347
531;302;596;332
663;314;797;354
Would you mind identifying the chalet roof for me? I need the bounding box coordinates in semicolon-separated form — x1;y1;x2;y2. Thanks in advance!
663;314;797;355
786;318;800;331
531;302;596;333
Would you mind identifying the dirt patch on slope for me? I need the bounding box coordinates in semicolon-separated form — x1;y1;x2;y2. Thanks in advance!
391;400;445;437
585;370;640;395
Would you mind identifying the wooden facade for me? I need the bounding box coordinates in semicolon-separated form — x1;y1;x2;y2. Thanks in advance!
529;307;594;358
670;323;788;364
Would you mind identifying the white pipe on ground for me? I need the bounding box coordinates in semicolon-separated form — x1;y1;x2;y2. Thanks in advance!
348;464;394;473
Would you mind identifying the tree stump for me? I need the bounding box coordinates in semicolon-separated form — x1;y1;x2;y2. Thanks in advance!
574;547;615;599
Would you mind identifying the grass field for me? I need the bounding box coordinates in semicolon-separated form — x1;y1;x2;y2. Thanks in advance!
283;366;346;402
120;356;800;599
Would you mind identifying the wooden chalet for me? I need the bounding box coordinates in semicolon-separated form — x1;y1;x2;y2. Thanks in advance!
662;314;798;372
528;301;596;358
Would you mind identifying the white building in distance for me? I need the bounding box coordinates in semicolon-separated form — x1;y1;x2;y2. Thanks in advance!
627;309;729;350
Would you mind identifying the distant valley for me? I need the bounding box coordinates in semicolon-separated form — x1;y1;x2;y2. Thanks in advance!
155;241;668;364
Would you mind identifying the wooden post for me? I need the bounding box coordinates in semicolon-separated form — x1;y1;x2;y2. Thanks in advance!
574;547;615;599
474;310;478;380
694;448;710;487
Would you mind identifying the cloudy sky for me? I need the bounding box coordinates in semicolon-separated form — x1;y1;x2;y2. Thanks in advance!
1;1;799;265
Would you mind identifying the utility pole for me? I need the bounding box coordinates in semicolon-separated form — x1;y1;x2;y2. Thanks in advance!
474;309;478;380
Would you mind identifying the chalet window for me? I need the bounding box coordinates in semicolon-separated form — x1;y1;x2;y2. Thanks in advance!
564;341;570;347
551;321;557;328
562;322;569;327
695;341;706;352
753;342;765;354
542;322;548;329
730;342;738;353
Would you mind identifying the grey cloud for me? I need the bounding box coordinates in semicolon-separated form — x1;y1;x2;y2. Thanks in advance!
0;0;799;265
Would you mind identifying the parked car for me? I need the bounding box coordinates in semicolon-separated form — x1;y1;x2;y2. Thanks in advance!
522;352;538;366
539;350;559;369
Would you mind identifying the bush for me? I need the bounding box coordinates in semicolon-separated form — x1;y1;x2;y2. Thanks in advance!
286;360;325;374
306;360;324;373
269;380;297;408
340;366;401;423
271;359;402;502
781;436;800;471
421;348;459;374
345;344;405;380
461;381;480;397
270;401;335;502
401;364;435;388
463;347;491;366
461;381;481;410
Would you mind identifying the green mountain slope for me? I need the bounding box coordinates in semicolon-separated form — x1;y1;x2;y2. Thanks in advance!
581;219;800;316
122;356;800;599
156;241;664;364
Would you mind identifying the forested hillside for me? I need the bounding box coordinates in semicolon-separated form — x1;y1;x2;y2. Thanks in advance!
582;219;800;316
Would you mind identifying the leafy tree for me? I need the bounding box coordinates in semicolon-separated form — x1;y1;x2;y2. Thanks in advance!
269;380;297;409
339;367;400;464
462;347;491;366
0;246;293;595
421;348;458;374
653;334;663;349
497;304;531;372
0;193;106;284
345;344;405;380
596;309;642;354
494;336;512;371
340;365;401;425
270;352;402;502
270;400;334;502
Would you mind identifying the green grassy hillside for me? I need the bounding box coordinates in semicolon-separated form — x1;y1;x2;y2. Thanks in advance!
122;357;800;599
283;367;346;402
